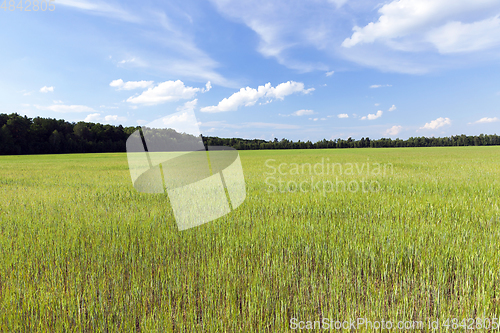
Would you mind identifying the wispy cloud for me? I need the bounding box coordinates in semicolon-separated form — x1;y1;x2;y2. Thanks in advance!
468;117;499;124
58;1;232;86
83;113;127;123
388;105;397;112
35;104;96;113
292;109;315;116
370;84;392;89
57;0;141;23
104;115;127;122
325;70;335;77
198;120;299;130
40;86;54;93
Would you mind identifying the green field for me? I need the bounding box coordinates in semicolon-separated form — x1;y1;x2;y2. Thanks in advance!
1;147;499;332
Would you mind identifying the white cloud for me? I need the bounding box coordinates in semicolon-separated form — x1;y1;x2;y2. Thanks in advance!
370;84;392;89
198;120;300;130
35;104;96;113
337;113;349;118
388;105;397;112
209;0;500;75
469;117;499;124
202;81;212;93
309;118;319;121
245;122;300;129
84;113;101;122
361;110;383;120
84;113;126;123
420;117;451;130
118;58;137;65
104;115;127;122
40;86;54;93
57;0;140;22
53;100;63;104
292;109;315;116
208;0;333;72
177;99;198;112
325;70;335;77
427;15;500;53
58;3;232;86
384;125;402;136
110;79;153;90
126;80;202;105
328;0;347;8
200;81;314;113
338;0;500;72
342;0;500;48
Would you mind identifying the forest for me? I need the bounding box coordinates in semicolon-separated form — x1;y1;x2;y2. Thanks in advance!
1;113;499;155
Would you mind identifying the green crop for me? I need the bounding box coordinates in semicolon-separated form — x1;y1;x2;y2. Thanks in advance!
0;147;499;332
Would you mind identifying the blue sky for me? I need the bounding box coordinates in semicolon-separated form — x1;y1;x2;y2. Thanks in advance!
1;0;500;141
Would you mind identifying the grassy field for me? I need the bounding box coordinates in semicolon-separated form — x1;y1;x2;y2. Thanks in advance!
0;147;499;332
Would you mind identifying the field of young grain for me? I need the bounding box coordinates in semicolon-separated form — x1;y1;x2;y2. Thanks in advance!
0;147;499;332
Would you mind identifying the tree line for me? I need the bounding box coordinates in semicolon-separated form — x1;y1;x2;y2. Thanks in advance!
0;113;499;155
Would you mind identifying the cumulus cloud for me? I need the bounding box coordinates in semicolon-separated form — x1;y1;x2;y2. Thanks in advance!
35;104;96;113
110;79;153;90
202;81;212;93
420;117;451;129
40;86;54;93
342;0;500;49
361;110;383;120
127;80;203;105
385;125;402;136
337;113;349;118
292;109;315;116
200;81;314;113
469;117;499;124
370;84;392;89
325;70;335;77
388;105;397;112
84;113;102;122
